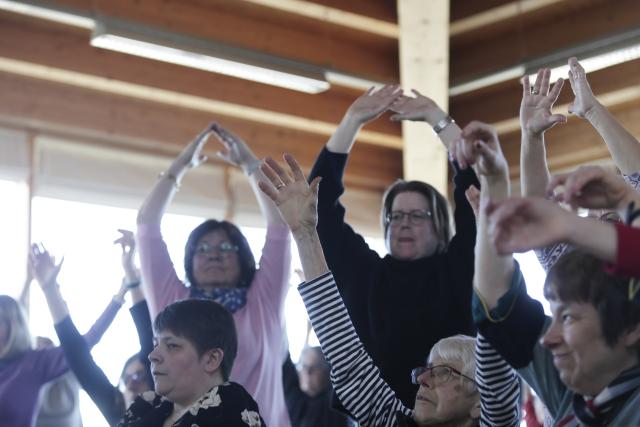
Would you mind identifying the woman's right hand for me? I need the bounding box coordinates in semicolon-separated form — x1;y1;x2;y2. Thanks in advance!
29;244;63;291
257;154;321;235
170;123;215;173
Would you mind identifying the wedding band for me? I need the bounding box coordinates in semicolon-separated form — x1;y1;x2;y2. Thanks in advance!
275;183;285;190
531;89;539;95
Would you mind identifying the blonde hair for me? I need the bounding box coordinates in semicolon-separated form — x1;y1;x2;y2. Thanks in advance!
428;334;477;395
0;295;32;360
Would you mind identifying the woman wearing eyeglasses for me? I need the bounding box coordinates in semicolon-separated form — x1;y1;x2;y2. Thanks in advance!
136;123;292;427
307;86;479;408
257;154;519;427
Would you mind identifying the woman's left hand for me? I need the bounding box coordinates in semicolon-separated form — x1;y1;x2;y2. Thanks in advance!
258;154;321;234
211;124;258;171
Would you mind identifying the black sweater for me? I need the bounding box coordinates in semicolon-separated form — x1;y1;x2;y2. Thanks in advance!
54;301;154;426
309;147;478;408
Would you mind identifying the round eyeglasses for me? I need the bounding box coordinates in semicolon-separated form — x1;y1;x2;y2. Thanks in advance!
385;209;432;226
411;365;477;387
194;241;239;256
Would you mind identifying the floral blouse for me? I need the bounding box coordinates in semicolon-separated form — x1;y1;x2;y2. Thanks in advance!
118;382;265;427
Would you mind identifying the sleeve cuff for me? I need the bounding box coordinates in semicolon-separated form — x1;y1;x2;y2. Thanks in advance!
473;260;523;323
604;222;640;278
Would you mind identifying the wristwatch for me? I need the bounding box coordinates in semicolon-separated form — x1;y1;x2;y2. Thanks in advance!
432;116;455;134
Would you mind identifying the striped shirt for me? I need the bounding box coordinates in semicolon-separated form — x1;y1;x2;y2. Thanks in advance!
298;272;520;427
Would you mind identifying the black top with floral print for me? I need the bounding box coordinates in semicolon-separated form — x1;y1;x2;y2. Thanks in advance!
117;382;265;427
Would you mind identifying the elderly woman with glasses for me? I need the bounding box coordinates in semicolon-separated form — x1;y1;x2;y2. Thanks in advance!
256;154;520;427
307;86;480;407
136;123;292;427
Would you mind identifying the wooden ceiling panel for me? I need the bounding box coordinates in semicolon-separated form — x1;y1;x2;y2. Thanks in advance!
450;0;640;82
0;12;400;137
303;0;397;22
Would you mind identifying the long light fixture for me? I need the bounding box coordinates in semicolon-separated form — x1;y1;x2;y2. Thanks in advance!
91;18;330;94
451;28;640;97
0;0;93;28
528;43;640;83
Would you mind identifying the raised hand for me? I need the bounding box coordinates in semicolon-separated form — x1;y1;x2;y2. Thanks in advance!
114;229;138;282
487;197;572;255
345;84;403;125
258;154;321;234
567;57;597;118
520;68;566;137
29;244;63;291
210;124;258;171
547;165;636;211
389;89;446;126
451;121;508;177
172;123;214;172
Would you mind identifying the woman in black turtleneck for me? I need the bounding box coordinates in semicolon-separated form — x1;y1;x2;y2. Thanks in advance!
308;85;478;409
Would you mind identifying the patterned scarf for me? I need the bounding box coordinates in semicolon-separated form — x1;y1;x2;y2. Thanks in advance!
558;365;640;426
190;287;248;313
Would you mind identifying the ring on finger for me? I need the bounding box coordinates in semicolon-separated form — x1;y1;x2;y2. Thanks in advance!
531;89;539;95
275;183;285;190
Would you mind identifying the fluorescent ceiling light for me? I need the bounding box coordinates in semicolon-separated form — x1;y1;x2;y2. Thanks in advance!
324;71;384;91
91;20;330;94
449;65;525;96
528;44;640;82
0;0;93;28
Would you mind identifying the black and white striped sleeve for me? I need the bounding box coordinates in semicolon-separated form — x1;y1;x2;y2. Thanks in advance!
298;272;412;427
476;333;521;427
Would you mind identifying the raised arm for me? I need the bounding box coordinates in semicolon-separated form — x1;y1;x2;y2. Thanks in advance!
519;69;566;197
137;124;213;226
31;244;129;426
326;85;402;154
258;154;410;426
568;57;640;175
488;197;617;262
451;121;513;308
211;123;285;226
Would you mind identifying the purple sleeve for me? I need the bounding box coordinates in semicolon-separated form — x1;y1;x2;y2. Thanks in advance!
31;347;69;385
245;224;291;321
136;223;189;320
83;299;122;348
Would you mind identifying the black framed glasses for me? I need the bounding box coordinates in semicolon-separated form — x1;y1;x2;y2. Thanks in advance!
194;241;239;256
411;365;477;387
385;209;432;226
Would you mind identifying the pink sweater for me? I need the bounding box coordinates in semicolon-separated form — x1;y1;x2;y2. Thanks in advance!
137;223;292;427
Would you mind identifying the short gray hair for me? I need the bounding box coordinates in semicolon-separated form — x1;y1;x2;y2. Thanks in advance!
428;334;477;395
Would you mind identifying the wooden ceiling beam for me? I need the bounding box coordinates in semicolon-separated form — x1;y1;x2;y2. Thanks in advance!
450;0;639;82
450;0;569;37
0;72;402;191
237;0;398;39
0;13;401;147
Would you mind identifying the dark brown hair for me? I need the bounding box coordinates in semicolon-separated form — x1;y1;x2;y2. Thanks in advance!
544;250;640;350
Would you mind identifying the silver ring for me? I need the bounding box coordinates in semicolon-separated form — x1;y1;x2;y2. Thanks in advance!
275;183;285;190
531;89;539;95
